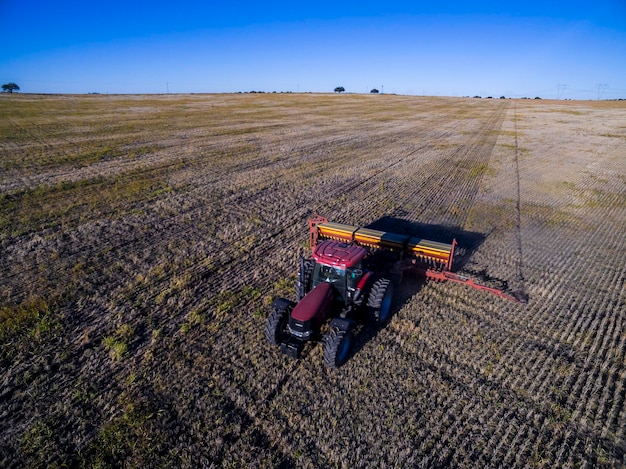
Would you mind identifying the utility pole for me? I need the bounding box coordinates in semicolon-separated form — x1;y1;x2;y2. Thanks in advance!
597;83;608;100
557;84;567;100
166;82;169;94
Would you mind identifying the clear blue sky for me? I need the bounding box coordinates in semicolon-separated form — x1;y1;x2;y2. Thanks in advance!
1;1;625;99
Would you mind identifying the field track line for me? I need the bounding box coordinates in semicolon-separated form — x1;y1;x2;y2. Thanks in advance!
513;103;526;291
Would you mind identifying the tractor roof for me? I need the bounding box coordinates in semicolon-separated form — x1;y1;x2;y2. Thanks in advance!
312;240;366;268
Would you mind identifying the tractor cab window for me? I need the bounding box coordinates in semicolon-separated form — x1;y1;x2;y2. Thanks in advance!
312;263;348;302
313;264;345;286
311;262;364;304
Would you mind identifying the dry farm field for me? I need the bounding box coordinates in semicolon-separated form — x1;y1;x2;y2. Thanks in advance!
0;93;625;467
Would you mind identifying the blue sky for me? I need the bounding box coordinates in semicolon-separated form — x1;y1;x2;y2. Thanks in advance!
1;1;625;99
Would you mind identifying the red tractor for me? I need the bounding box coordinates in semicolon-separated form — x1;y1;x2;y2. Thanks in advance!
265;215;522;368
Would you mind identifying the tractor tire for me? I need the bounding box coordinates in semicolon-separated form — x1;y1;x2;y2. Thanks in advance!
367;278;394;325
296;258;315;300
323;326;353;368
265;308;288;346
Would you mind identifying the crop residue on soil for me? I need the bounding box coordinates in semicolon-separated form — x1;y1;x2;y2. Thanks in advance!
1;93;625;467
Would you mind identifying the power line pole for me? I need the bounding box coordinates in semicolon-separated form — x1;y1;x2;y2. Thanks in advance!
557;84;567;100
597;83;608;100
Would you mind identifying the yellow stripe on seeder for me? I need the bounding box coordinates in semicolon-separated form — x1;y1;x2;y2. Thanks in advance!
316;222;358;243
315;221;454;267
353;228;409;250
408;237;453;263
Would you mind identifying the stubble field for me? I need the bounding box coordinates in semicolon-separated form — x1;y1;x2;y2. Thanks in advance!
0;92;625;468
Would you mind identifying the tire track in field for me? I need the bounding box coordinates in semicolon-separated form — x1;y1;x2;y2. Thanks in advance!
4;116;55;150
512;103;526;287
1;108;95;184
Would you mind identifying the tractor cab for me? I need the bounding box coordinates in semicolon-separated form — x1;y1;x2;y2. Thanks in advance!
311;241;368;304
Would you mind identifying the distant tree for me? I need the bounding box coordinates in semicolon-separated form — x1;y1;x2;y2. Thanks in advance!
2;82;20;93
334;86;345;93
370;88;379;94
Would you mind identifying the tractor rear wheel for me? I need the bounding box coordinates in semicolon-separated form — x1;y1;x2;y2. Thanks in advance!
367;278;394;325
323;326;353;368
265;308;288;346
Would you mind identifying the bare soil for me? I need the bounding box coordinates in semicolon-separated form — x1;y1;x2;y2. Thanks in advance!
1;93;625;467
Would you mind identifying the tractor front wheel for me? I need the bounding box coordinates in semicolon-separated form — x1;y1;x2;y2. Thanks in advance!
323;326;353;368
265;308;288;346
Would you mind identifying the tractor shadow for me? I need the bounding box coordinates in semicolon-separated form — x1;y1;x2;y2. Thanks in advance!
347;217;489;361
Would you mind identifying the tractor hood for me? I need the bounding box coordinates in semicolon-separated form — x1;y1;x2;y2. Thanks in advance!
313;240;366;268
291;281;334;322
